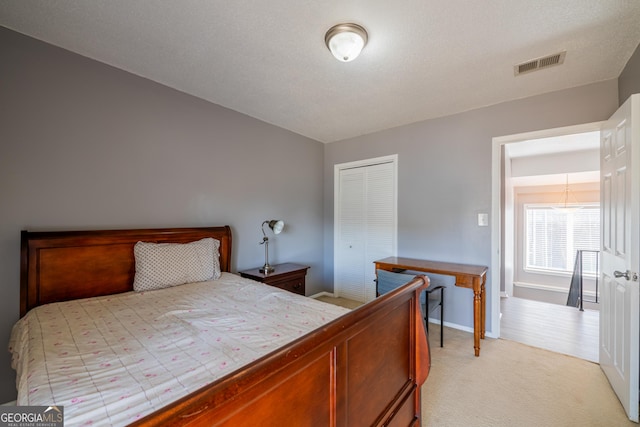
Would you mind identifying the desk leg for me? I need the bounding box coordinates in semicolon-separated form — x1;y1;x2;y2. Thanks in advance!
481;277;486;340
473;286;482;357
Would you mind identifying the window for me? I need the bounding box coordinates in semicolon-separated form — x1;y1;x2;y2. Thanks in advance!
525;204;600;276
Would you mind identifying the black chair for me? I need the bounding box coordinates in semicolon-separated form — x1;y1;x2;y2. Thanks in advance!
375;269;445;347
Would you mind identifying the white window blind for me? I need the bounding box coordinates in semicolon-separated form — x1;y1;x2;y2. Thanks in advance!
525;204;600;275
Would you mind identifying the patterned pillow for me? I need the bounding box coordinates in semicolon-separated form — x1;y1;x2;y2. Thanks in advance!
133;238;221;292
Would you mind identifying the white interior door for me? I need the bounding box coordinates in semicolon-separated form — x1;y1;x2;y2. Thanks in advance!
600;94;639;422
334;156;397;303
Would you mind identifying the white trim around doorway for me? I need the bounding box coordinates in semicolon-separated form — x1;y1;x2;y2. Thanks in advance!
490;121;604;339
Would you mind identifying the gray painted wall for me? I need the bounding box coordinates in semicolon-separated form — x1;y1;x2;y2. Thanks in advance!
619;42;640;105
323;79;619;334
0;27;324;402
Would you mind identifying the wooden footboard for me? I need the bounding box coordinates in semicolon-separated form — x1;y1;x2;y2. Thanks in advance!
20;227;430;426
133;275;430;427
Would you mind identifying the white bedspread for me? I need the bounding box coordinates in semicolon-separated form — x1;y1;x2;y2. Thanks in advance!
9;273;350;426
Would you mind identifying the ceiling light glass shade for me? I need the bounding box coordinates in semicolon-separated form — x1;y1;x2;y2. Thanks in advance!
325;23;368;62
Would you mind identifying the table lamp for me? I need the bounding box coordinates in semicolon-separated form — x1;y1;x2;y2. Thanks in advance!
259;220;284;273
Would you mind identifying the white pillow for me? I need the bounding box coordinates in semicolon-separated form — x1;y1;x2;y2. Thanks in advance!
133;237;221;292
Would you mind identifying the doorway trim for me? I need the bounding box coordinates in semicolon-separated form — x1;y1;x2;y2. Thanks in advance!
490;121;604;338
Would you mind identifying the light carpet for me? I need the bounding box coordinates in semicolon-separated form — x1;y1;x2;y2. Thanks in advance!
313;296;633;425
423;325;635;426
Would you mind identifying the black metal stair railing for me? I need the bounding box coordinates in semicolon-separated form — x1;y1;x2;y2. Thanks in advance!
566;249;599;311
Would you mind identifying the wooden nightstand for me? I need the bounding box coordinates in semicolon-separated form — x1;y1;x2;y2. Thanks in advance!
239;263;309;296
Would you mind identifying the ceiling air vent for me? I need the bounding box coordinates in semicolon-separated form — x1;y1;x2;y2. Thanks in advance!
514;51;566;76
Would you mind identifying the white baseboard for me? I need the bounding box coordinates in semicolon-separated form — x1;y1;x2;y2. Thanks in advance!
431;319;498;339
438;320;473;334
513;281;597;298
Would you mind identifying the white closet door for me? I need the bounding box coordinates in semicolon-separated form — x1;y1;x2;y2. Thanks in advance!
336;167;367;301
335;158;397;303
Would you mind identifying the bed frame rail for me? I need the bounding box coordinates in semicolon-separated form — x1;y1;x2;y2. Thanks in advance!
132;275;430;427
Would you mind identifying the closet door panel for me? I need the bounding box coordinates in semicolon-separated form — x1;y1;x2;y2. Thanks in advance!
335;159;397;303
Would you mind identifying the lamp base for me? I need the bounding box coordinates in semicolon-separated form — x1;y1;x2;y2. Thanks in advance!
259;264;275;274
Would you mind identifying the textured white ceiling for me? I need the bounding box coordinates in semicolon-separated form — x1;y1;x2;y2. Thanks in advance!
2;1;640;143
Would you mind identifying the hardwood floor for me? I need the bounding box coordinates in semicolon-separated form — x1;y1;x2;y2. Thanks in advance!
500;296;599;362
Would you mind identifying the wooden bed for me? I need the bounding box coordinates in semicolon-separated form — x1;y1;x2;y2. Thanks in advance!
19;226;430;426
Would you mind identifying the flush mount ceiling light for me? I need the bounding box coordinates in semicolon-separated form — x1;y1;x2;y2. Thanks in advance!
325;23;368;62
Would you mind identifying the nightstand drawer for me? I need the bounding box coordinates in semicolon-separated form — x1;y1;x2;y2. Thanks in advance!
266;276;306;295
239;263;309;296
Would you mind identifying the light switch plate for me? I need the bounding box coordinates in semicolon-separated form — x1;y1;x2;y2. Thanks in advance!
478;213;489;226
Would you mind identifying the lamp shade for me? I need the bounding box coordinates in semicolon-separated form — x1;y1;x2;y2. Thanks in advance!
265;220;284;234
325;23;368;62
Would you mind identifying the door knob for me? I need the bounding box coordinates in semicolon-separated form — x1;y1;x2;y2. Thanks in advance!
614;270;631;280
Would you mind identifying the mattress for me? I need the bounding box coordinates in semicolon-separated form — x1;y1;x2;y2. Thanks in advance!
9;272;350;426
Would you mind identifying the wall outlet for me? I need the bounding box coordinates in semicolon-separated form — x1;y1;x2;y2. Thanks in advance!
477;213;489;226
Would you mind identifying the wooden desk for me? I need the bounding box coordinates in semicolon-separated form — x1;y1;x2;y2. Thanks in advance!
374;256;488;356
